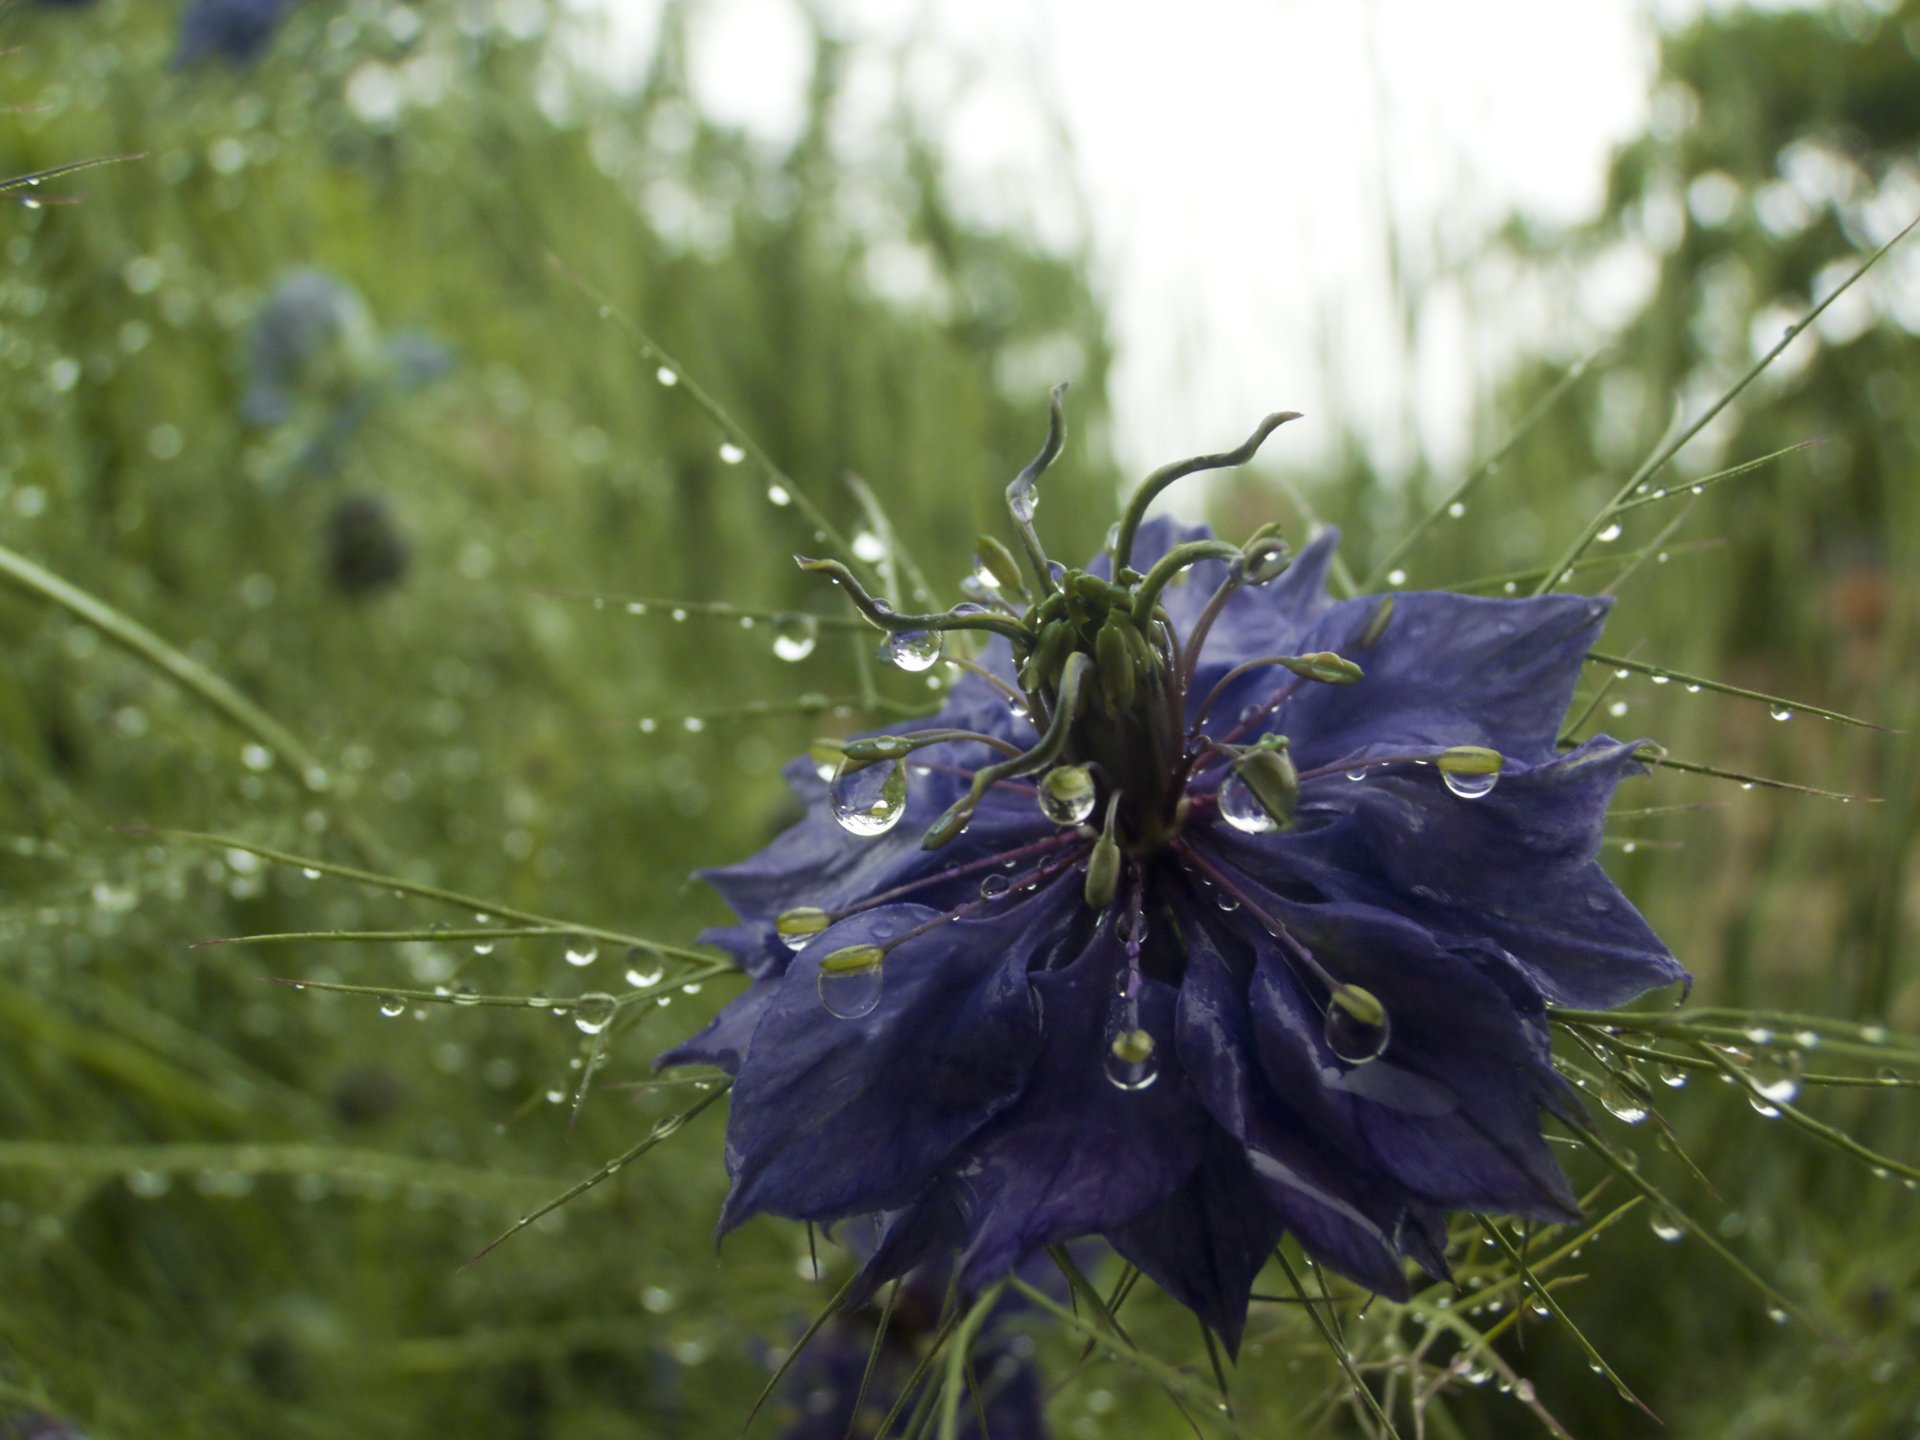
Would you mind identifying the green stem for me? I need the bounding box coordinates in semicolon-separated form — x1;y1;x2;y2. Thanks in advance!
795;557;1030;643
1129;540;1243;626
1006;383;1069;595
1113;411;1300;573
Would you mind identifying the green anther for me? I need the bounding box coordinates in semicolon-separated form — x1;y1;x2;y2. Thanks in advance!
1277;651;1364;685
1328;983;1386;1029
1110;1028;1155;1064
1094;616;1137;712
776;907;832;943
842;735;915;762
1232;737;1299;830
1084;830;1121;910
974;535;1026;594
1021;617;1075;695
1437;745;1503;777
819;944;884;977
1358;595;1394;648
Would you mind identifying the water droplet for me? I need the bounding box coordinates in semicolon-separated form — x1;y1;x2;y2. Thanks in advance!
1599;1078;1649;1124
1218;773;1278;835
472;940;495;956
1103;1029;1160;1091
377;995;406;1018
1596;521;1623;543
573;993;617;1035
1008;471;1039;523
1038;766;1097;826
1323;993;1390;1064
766;483;791;507
817;950;884;1019
750;612;816;666
241;743;274;772
564;941;599;968
828;756;908;837
1650;672;1671;685
980;873;1012;901
1769;705;1793;722
1658;1065;1689;1089
654;365;678;387
717;441;745;465
1446;501;1466;519
1608;700;1629;718
1748;1094;1781;1119
1442;769;1498;800
1685;683;1701;693
885;629;942;673
682;717;705;733
624;955;665;988
1386;568;1407;587
1766;1306;1788;1325
1754;1066;1800;1107
1345;770;1367;782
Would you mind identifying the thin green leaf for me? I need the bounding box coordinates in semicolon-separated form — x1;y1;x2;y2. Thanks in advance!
1608;439;1825;514
741;1269;861;1433
1272;1249;1400;1440
1585;651;1893;731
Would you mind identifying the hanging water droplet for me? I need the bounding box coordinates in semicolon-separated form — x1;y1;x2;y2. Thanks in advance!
472;941;495;956
770;613;819;663
1345;769;1367;782
1599;1077;1650;1124
682;716;705;733
766;483;791;507
300;867;321;880
1748;1094;1781;1119
624;952;665;988
1609;700;1630;718
1446;501;1467;519
1386;569;1407;587
1685;683;1701;693
851;531;886;564
1442;769;1498;800
377;994;406;1018
654;365;678;387
1766;1306;1789;1325
573;993;617;1035
1650;672;1671;685
979;873;1011;901
1323;985;1390;1064
1649;1210;1684;1243
1218;773;1278;835
828;756;908;837
1753;1063;1800;1107
564;940;599;968
1769;705;1793;722
1009;472;1039;523
1103;1028;1160;1091
817;946;884;1019
1658;1064;1689;1089
1596;521;1623;543
717;441;745;465
1038;766;1097;826
885;629;942;673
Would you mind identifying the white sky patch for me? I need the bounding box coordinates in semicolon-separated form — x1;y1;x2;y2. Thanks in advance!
565;1;1683;482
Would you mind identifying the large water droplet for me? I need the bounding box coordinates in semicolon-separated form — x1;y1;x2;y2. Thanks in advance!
654;365;678;387
1038;766;1096;826
623;948;664;988
573;993;617;1035
1599;1077;1650;1124
1769;705;1793;722
564;940;599;968
766;483;791;507
1103;1029;1160;1091
717;441;746;465
829;757;908;837
1596;522;1623;543
1218;773;1277;835
1009;473;1038;523
886;629;942;673
1442;769;1499;800
1649;1210;1684;1243
377;994;406;1018
771;613;819;663
817;949;884;1019
1323;993;1390;1064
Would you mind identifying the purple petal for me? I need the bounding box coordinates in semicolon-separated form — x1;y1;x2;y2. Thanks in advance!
718;887;1075;1231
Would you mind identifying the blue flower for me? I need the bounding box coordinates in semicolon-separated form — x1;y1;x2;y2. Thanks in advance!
174;0;296;70
661;403;1685;1354
772;1259;1050;1440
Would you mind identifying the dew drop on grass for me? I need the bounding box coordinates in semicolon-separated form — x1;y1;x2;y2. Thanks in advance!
377;995;406;1018
572;993;616;1035
564;940;599;968
766;483;791;507
654;365;677;387
717;441;745;465
1770;705;1793;722
1650;1211;1685;1243
770;614;818;663
1597;522;1623;543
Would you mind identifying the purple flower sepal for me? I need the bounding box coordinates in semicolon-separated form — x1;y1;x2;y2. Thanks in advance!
661;412;1685;1355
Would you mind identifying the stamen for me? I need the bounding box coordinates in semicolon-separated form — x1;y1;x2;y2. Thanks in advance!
795;556;1030;644
1111;411;1301;574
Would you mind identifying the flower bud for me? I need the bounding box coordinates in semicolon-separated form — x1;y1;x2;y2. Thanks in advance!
1084;828;1121;910
973;535;1025;592
1277;651;1364;685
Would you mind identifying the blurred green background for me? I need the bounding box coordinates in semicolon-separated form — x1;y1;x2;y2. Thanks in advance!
1;2;1915;1436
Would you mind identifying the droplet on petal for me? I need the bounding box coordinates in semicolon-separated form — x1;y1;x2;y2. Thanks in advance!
776;907;832;950
1218;773;1278;835
1323;984;1390;1063
829;757;908;837
1103;1028;1160;1091
1038;765;1097;826
817;946;884;1019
